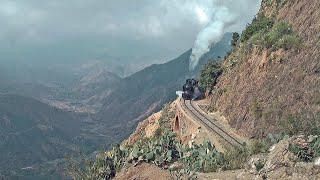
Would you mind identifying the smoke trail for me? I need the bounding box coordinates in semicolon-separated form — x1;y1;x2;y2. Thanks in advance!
190;6;236;70
189;0;261;70
190;7;234;70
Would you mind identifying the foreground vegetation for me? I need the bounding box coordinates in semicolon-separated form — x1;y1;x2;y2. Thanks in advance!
289;135;320;162
66;124;320;180
199;61;223;91
66;105;250;179
66;129;251;179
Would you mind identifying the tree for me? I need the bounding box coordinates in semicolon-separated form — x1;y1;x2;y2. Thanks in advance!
231;32;240;47
199;61;223;91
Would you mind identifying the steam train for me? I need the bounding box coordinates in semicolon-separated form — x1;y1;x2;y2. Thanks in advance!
182;78;204;100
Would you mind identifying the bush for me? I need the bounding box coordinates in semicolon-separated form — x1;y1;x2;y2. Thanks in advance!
279;115;320;136
266;0;288;7
276;34;303;50
180;141;225;173
248;21;303;51
199;61;223;90
276;0;288;6
223;147;250;170
241;15;274;43
289;136;320;162
250;139;268;155
65;150;117;180
154;127;163;138
254;160;265;172
241;14;303;52
231;32;240;47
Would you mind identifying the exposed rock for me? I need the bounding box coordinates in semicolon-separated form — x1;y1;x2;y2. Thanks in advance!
191;133;197;140
315;157;320;166
234;136;320;180
269;144;276;152
169;162;184;170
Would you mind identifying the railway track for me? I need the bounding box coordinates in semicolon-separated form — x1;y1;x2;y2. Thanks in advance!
180;98;244;148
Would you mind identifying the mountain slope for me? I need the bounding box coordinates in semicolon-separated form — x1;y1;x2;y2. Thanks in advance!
0;94;83;173
95;33;232;140
70;65;121;108
211;0;320;137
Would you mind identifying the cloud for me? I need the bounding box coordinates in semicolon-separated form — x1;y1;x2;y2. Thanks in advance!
0;0;261;67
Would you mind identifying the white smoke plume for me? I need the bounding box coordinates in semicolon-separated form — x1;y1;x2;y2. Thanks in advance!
189;0;261;70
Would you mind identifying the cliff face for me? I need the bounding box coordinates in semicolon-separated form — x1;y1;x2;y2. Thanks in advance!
212;0;320;137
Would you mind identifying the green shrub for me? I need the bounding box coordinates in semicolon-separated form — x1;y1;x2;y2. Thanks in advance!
266;133;286;146
199;61;222;90
266;0;273;6
223;146;250;170
276;34;303;50
254;160;265;172
266;0;288;7
273;21;293;35
231;32;240;47
279;115;320;136
248;21;303;51
241;15;274;43
180;141;225;173
250;139;268;155
288;136;320;162
154;127;163;138
65;150;117;180
276;0;288;6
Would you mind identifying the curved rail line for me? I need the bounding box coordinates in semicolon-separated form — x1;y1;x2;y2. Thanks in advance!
180;98;244;148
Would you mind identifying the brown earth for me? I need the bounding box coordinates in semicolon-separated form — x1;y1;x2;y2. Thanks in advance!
212;0;320;137
124;100;177;146
114;163;172;180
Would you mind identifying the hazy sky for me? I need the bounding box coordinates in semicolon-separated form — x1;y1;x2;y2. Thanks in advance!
0;0;261;67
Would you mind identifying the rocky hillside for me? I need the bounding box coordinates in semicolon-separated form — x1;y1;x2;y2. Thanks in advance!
211;0;320;137
70;65;121;108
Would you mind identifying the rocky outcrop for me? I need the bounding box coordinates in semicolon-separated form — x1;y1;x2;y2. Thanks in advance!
237;136;320;180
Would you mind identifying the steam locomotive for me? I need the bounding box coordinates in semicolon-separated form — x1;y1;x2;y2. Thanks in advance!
182;78;204;100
